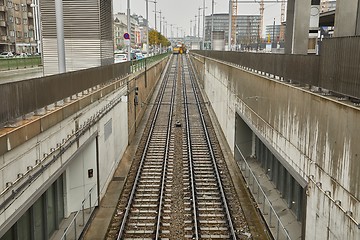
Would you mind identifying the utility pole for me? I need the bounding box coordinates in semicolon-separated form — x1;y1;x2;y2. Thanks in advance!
190;20;193;36
146;0;149;56
202;0;205;49
163;17;165;35
127;0;131;61
149;0;157;31
272;18;275;48
228;0;232;50
159;10;162;34
198;7;201;40
211;0;214;50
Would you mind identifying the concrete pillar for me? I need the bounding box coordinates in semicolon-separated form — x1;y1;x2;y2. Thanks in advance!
334;0;360;37
285;0;312;54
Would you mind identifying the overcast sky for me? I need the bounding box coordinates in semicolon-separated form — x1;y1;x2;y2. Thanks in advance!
113;0;283;37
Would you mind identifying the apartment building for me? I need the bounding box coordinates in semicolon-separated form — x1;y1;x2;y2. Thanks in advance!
0;0;37;54
204;14;261;46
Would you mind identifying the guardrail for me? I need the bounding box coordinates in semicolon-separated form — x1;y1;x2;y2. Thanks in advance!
0;57;41;71
60;185;98;240
235;144;292;240
130;52;170;73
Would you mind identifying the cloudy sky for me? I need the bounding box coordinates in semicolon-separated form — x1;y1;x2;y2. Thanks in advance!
113;0;283;37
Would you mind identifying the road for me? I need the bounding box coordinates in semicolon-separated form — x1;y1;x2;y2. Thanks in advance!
0;67;44;84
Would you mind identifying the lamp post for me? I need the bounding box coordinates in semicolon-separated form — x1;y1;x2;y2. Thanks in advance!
148;0;157;30
194;15;197;38
190;20;192;36
211;0;214;49
127;0;131;61
202;0;205;49
153;10;161;33
146;0;149;57
159;10;162;34
162;17;165;35
228;0;232;51
198;7;201;41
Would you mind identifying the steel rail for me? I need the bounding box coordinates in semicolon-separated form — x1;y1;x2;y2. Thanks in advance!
116;55;175;239
182;55;200;239
154;55;178;238
187;55;238;239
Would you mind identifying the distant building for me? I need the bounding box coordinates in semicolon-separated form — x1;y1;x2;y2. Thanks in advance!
41;0;113;75
265;24;284;43
0;0;37;53
204;14;261;46
114;12;139;47
132;14;148;48
320;0;336;12
114;16;128;50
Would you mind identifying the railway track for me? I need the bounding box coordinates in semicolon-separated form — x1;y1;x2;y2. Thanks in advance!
106;54;253;239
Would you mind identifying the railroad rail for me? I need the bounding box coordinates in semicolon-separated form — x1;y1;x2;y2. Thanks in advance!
106;54;253;239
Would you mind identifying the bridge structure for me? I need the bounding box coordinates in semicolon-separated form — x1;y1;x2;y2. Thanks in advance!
1;0;360;239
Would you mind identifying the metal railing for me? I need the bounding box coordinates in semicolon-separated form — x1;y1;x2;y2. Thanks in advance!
130;52;170;73
0;57;41;71
61;185;98;240
193;36;360;100
235;145;292;240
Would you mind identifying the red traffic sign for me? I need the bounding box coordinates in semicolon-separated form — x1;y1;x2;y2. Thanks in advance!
123;33;130;39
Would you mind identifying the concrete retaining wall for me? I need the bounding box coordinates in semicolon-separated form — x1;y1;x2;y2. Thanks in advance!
0;57;169;236
190;53;360;239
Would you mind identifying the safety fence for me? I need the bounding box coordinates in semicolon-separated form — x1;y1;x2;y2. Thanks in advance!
130;52;170;73
193;36;360;100
235;145;292;240
60;185;98;240
0;53;169;127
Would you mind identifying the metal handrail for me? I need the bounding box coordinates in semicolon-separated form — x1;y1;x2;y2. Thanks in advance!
235;144;292;240
60;184;98;240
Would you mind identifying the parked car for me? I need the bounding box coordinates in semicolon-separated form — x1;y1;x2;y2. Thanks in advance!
114;53;127;63
135;52;144;60
14;53;28;58
130;52;137;60
0;52;13;58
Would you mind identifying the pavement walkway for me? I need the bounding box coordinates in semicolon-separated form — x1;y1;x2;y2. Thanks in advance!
0;67;43;84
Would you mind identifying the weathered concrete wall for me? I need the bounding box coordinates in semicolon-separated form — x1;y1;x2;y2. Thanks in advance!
0;57;169;235
0;80;128;235
190;53;360;239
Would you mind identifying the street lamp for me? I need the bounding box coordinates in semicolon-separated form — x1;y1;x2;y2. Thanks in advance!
194;15;197;38
228;0;232;51
153;10;161;33
127;0;130;61
146;0;149;57
202;0;205;49
148;0;157;30
211;0;214;50
190;20;192;36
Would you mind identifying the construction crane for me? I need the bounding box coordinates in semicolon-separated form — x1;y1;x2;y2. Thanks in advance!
280;0;285;23
231;0;237;45
259;0;264;42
